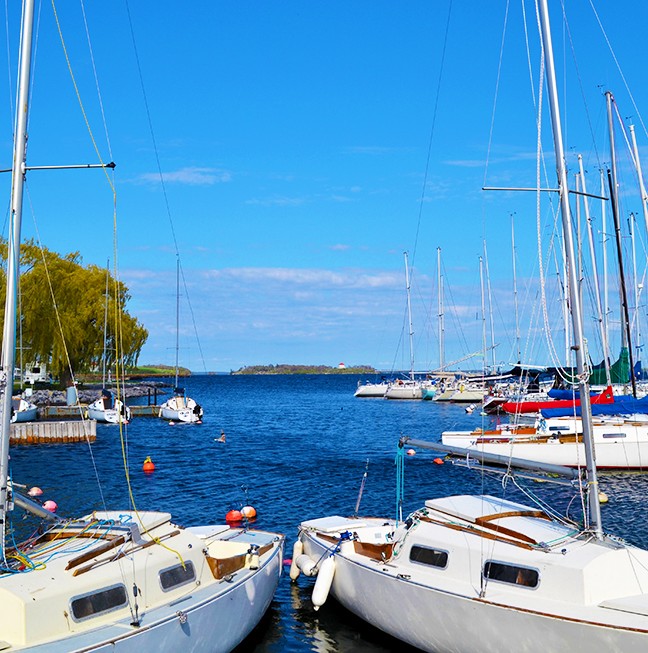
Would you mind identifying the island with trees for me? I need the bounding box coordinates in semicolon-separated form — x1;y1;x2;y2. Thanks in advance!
232;364;377;375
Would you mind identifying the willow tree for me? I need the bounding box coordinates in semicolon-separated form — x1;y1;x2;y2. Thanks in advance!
0;239;148;388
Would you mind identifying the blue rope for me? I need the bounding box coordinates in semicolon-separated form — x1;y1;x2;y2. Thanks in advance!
395;445;405;525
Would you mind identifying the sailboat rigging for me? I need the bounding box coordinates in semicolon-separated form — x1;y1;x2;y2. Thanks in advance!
0;3;282;651
291;2;648;650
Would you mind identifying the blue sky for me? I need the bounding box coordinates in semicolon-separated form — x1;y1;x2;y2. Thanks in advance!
3;1;648;373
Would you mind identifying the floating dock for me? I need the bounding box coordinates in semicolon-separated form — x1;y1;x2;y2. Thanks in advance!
38;405;161;419
11;420;96;445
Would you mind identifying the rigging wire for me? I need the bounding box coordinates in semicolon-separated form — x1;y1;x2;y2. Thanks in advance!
123;1;207;375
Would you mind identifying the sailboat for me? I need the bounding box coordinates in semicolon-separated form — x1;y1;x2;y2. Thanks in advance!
0;3;283;651
88;265;131;424
158;260;204;423
384;252;431;399
291;2;648;650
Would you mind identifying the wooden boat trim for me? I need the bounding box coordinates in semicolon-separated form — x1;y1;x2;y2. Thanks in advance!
206;542;275;580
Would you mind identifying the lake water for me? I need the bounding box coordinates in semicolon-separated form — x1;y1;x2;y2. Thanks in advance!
9;374;648;652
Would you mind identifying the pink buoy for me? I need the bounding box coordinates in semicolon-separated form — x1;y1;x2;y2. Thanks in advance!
407;449;416;456
28;487;43;497
43;500;57;512
169;421;176;426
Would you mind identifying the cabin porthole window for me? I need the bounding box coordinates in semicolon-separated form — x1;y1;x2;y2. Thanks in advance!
160;561;196;591
70;584;128;621
483;561;539;588
409;545;448;569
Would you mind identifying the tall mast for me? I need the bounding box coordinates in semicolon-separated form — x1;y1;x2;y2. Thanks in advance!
601;168;610;344
403;252;415;381
101;259;110;388
174;256;180;389
629;123;648;237
629;213;641;370
579;156;611;387
479;255;486;377
0;0;36;558
538;0;602;536
511;215;521;363
484;240;496;372
606;93;636;396
437;247;444;372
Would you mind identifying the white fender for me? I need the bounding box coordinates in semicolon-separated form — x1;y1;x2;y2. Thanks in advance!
289;540;304;580
295;554;318;577
312;555;336;611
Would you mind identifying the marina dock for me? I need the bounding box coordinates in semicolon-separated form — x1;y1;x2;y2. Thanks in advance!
38;405;161;419
10;420;96;445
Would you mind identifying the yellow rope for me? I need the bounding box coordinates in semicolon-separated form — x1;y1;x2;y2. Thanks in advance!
50;0;184;566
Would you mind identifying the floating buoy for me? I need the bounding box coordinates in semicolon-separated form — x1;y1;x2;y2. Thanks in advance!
226;509;243;523
169;421;176;426
28;486;43;497
312;555;336;611
142;457;155;473
599;492;609;504
43;500;57;512
289;539;304;580
407;449;416;456
241;505;257;520
295;554;318;577
433;457;444;465
465;404;476;414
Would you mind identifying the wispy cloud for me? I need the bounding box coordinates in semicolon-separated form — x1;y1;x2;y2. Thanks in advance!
244;196;307;206
330;244;350;251
134;167;231;186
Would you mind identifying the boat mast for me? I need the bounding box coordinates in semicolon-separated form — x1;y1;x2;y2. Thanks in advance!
606;91;636;396
484;240;497;372
101;259;109;388
511;214;521;363
0;0;36;558
437;247;445;372
174;256;180;389
403;252;415;381
579;155;611;387
601;169;610;345
538;0;602;536
479;255;486;377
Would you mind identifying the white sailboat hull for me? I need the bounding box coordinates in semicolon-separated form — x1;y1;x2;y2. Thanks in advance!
159;395;203;423
354;382;389;398
299;501;648;653
443;418;648;469
1;512;283;653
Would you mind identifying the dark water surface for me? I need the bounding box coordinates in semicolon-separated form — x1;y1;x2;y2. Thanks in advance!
9;374;648;652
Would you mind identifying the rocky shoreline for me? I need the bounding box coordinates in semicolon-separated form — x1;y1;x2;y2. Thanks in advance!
23;381;170;406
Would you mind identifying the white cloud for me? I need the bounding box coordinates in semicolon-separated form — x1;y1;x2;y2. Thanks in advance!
134;167;231;186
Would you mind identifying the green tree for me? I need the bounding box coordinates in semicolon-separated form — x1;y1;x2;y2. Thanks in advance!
0;239;148;388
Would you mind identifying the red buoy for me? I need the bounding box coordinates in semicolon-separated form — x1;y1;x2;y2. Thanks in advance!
143;456;155;473
226;509;242;523
433;457;444;465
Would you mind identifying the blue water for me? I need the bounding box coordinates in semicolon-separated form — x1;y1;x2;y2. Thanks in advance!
9;374;648;652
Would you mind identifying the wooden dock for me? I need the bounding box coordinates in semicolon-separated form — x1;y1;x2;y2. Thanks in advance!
38;405;162;419
10;420;96;445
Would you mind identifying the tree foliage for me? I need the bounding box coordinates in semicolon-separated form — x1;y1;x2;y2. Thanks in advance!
0;239;148;387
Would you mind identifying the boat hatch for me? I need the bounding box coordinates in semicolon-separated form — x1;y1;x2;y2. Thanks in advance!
600;594;648;617
301;516;366;533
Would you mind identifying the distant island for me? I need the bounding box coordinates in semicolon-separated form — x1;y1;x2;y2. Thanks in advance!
232;364;377;375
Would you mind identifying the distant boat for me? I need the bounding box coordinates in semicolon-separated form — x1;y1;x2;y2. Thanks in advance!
11;396;37;423
159;260;203;423
354;380;390;398
87;388;131;424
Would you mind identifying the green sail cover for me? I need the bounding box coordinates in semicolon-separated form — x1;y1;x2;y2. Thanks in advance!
589;347;630;385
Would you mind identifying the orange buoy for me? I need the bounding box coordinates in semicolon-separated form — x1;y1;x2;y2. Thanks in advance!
433;457;444;465
43;500;57;512
28;486;43;497
241;505;257;520
143;456;155;473
406;449;416;456
226;509;243;523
